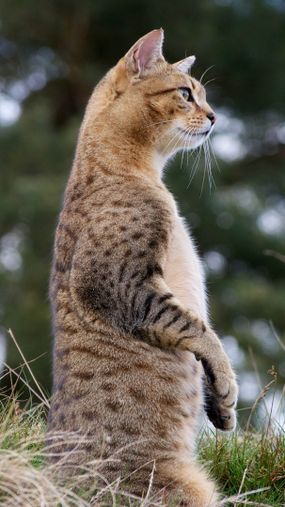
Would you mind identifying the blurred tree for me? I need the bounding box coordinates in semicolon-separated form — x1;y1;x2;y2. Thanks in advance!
0;0;284;412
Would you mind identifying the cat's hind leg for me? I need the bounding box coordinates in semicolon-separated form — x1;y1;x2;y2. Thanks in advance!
161;460;220;507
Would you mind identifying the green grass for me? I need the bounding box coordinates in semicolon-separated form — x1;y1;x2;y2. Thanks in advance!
1;332;285;506
199;428;285;506
0;396;284;506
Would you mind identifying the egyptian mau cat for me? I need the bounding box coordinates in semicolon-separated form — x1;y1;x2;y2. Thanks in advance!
48;29;238;506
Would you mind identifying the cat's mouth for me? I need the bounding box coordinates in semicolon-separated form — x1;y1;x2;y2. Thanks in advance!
178;127;211;137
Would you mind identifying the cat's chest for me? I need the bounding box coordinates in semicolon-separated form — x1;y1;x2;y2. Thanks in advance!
164;214;208;323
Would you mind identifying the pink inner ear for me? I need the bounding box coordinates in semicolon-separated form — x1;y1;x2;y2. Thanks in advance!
134;31;162;71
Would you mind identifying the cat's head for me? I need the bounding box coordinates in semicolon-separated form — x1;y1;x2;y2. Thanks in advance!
88;29;216;162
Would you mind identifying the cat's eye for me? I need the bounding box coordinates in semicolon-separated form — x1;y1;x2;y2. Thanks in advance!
179;87;193;102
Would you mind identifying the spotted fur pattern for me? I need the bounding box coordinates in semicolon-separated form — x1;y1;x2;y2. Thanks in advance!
48;29;238;506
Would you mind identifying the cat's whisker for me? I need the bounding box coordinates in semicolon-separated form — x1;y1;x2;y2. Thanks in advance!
199;149;207;197
186;128;197;167
208;138;221;173
204;77;217;88
205;140;214;192
180;135;187;169
207;140;216;191
170;126;195;155
186;130;197;165
199;65;215;85
173;130;187;155
203;140;210;189
199;139;215;195
207;139;217;190
163;128;184;153
180;127;195;168
159;126;181;153
182;131;215;192
187;145;203;189
182;133;192;167
171;126;215;191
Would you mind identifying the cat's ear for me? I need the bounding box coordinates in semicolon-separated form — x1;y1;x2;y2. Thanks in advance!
173;56;196;74
124;29;165;76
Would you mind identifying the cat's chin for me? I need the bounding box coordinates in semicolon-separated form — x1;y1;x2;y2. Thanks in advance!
189;135;208;149
180;134;209;151
176;127;211;150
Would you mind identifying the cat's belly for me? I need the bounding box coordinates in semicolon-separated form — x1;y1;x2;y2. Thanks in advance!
163;216;207;448
164;215;208;323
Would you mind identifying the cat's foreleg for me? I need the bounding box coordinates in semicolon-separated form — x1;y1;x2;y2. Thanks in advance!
70;230;238;431
126;278;238;431
202;373;236;431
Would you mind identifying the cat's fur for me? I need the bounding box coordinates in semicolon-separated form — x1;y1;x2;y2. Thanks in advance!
48;29;238;506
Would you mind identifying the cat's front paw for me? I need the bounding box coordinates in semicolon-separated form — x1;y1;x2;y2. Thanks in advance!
204;372;238;431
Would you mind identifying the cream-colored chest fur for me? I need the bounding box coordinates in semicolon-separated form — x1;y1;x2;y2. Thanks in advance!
164;209;208;324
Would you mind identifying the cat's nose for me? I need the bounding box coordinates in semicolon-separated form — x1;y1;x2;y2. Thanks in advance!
207;112;216;125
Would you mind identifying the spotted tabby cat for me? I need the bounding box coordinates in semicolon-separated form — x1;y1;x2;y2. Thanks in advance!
48;29;238;506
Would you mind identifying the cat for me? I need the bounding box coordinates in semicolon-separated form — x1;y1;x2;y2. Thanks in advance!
47;29;238;506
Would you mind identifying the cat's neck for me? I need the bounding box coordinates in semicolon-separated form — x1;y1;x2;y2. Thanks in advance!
75;122;170;183
152;151;172;177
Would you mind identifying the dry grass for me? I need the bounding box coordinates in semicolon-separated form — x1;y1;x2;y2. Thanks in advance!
1;389;284;505
1;333;284;506
0;399;146;506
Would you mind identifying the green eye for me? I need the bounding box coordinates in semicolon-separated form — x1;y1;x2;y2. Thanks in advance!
179;87;193;102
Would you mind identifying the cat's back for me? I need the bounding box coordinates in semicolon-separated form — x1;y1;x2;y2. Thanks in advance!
50;169;175;317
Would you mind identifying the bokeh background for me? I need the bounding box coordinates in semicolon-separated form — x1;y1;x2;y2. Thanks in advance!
0;0;284;425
